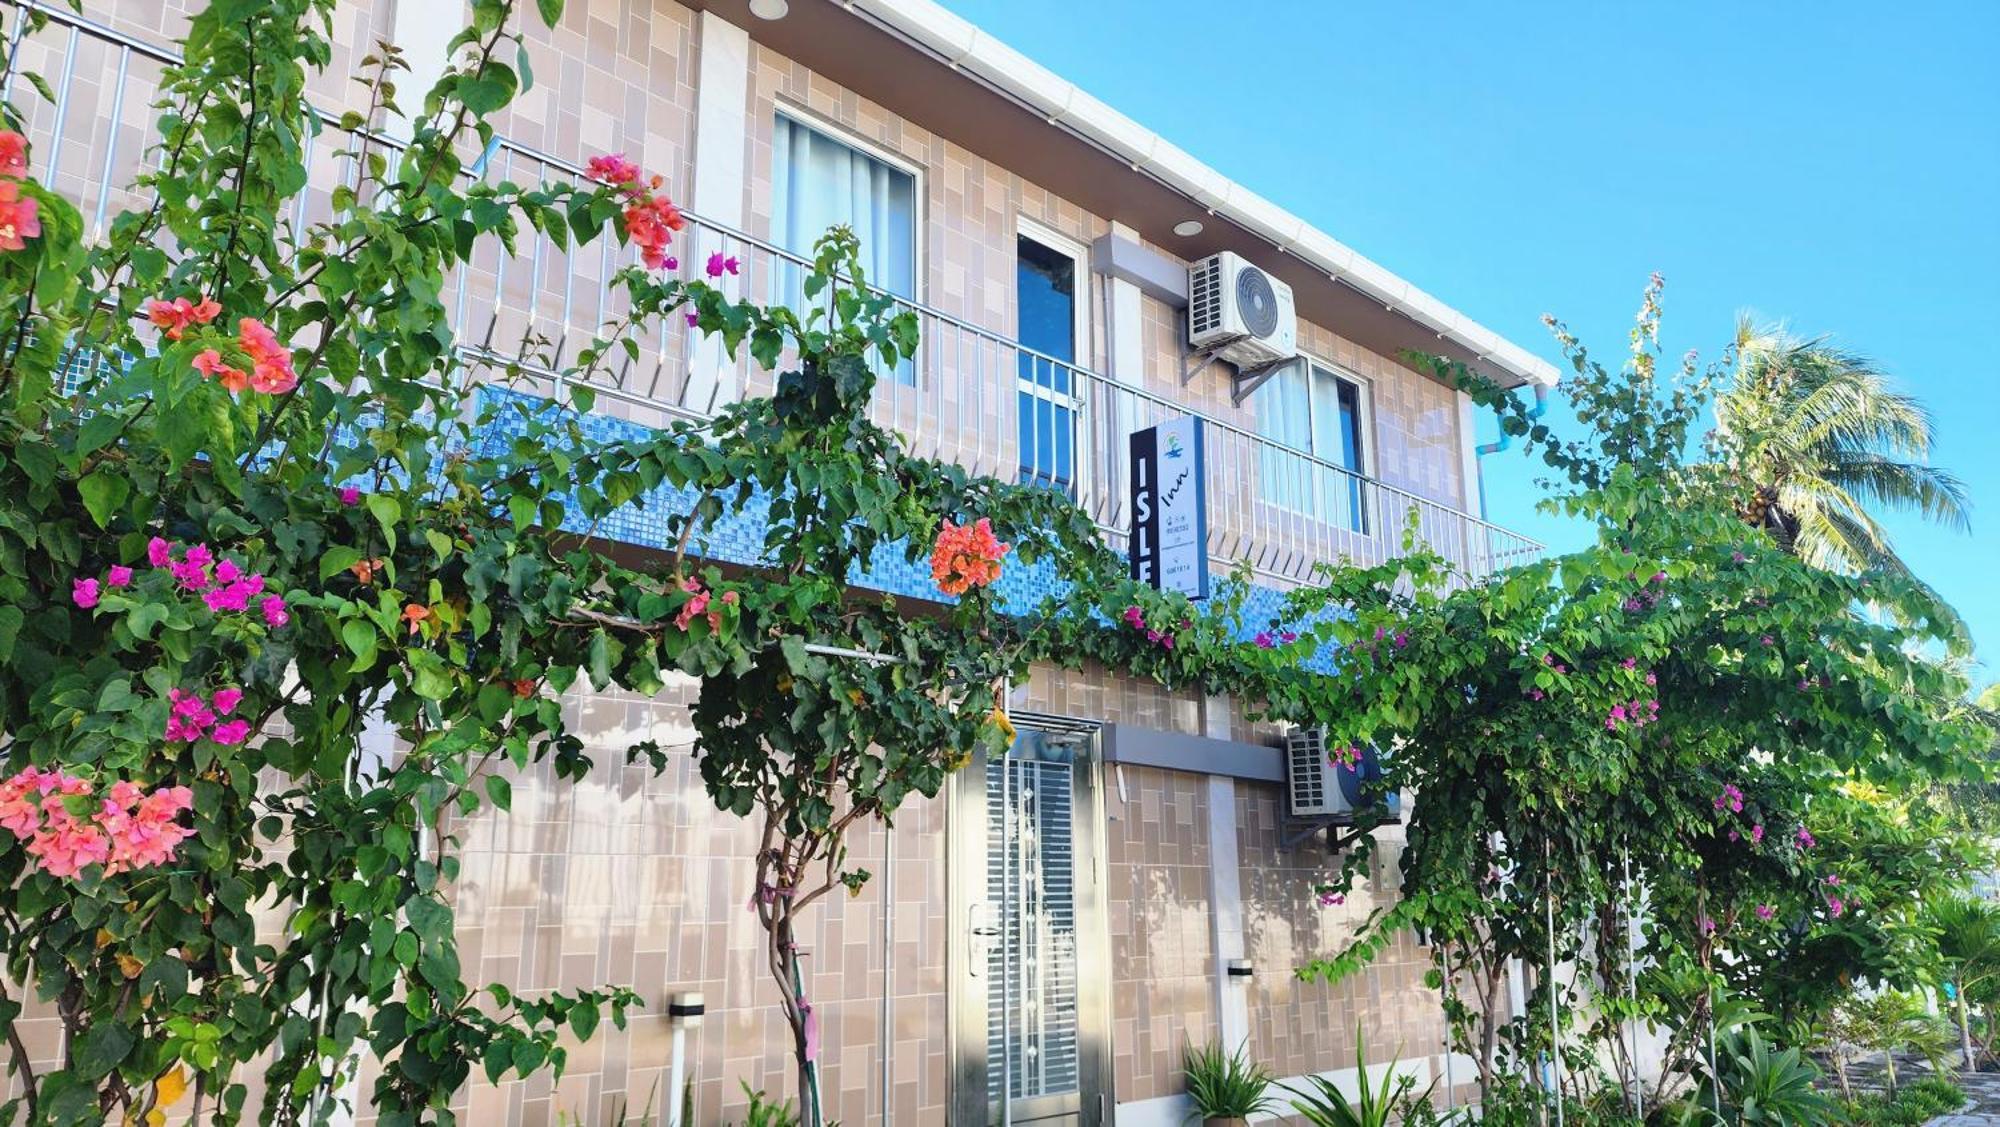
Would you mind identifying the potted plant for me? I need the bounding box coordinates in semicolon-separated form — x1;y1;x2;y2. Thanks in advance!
1183;1039;1282;1126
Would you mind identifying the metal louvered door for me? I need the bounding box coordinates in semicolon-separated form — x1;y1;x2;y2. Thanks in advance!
950;720;1112;1126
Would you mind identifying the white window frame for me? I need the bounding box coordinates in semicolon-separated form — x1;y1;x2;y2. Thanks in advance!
1255;353;1375;529
1013;218;1092;494
769;104;927;344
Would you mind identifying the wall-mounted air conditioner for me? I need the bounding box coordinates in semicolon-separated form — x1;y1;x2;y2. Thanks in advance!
1284;727;1400;821
1188;251;1298;370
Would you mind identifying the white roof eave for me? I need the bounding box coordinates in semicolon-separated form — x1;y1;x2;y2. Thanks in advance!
851;0;1561;389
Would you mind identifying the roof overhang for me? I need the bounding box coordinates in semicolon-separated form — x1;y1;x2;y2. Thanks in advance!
690;0;1559;391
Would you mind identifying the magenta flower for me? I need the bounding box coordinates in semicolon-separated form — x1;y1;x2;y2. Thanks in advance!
1254;632;1274;649
338;486;361;507
1796;827;1816;850
1280;631;1297;643
686;311;699;327
106;565;133;588
147;537;172;567
1751;823;1765;844
1755;904;1775;921
72;577;100;608
211;719;251;746
212;688;242;716
261;595;289;628
1760;636;1774;646
705;251;739;277
1827;896;1845;918
1645;671;1657;686
1527;688;1544;701
1622;657;1637;669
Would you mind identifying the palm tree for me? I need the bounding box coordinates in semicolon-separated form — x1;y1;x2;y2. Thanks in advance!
1716;319;1969;625
1928;895;2000;1070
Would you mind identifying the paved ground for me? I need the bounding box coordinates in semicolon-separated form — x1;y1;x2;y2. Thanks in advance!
1928;1068;2000;1125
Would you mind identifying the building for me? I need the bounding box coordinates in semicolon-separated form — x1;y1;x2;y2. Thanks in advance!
14;0;1554;1122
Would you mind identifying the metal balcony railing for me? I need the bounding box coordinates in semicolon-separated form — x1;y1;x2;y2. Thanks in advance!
5;0;1544;585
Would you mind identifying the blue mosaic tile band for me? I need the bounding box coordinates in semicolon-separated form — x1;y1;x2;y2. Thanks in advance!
477;386;1345;670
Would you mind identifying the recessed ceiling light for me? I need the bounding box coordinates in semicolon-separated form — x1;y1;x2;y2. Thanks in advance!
1172;219;1204;237
748;0;789;18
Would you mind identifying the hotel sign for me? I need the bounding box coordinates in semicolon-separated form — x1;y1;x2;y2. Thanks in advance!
1128;416;1210;599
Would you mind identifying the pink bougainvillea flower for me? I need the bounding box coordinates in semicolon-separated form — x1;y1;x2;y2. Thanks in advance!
1750;823;1765;844
106;565;133;588
192;348;249;393
338;486;361;507
1760;636;1774;646
0;179;41;252
929;518;1010;597
0;129;27;176
145;296;222;341
1755;904;1775;921
261;595;289;629
72;577;100;608
1316;889;1345;907
211;719;251;746
585;153;642;187
147;537;173;568
1827;896;1845;918
704;251;740;277
211;687;242;716
1254;632;1274;649
1795;826;1816;850
214;558;242;586
685;311;699;327
238;317;297;394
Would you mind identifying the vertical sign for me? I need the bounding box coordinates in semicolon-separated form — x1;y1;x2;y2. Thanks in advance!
1128;415;1210;599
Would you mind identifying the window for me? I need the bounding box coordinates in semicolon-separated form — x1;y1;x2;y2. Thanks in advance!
1252;359;1369;532
1016;231;1084;491
771;113;918;383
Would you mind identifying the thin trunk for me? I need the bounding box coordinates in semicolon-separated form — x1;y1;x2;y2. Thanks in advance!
1832;1040;1852;1101
1960;990;1977;1072
1884;1045;1899;1093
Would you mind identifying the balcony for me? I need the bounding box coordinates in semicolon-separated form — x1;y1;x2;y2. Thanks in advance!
10;1;1542;588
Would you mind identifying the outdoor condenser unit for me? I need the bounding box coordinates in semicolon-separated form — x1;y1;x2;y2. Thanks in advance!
1284;727;1400;821
1187;250;1298;369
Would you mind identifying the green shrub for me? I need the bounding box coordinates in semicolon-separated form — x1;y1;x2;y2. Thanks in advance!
1182;1039;1283;1120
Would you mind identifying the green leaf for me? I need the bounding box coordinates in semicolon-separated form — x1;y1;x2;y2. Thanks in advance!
320;546;364;581
484;773;512;812
342;619;380;672
73;1021;135;1080
535;0;565;26
365;495;401;551
0;605;21;662
569;1003;600;1041
78;469;130;529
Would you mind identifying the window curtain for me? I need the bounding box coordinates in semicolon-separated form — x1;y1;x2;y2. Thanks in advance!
1253;362;1314;513
771;114;916;304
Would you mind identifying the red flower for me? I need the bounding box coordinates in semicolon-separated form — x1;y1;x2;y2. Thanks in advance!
586;153;642;188
930;518;1010;596
0;180;41;251
0;130;28;177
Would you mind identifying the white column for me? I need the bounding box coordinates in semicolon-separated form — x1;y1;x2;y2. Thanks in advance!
1103;222;1147;480
1201;695;1249;1051
386;2;463;143
686;11;752;411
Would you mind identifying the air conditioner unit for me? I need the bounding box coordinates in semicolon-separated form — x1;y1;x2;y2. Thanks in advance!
1284;727;1400;820
1187;251;1298;370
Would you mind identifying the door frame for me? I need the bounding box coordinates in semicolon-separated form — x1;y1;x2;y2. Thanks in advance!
948;711;1116;1126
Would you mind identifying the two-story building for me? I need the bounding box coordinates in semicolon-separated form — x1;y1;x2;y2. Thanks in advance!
12;0;1556;1122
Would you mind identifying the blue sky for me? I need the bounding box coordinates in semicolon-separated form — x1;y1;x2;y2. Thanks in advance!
947;0;2000;690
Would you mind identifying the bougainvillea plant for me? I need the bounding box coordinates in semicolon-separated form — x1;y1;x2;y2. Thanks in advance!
1259;281;1989;1113
0;1;1161;1123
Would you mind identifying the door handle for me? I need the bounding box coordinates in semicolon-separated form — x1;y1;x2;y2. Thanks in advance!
968;903;997;977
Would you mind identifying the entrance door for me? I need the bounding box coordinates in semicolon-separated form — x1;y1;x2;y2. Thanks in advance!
951;718;1113;1125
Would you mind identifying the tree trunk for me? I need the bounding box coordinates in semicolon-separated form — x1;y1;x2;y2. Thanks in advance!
1960;989;1977;1072
1884;1045;1899;1094
1833;1040;1852;1100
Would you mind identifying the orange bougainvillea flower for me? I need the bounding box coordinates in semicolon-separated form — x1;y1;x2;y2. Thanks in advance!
349;558;384;585
402;604;433;635
0;130;27;177
146;295;222;341
929;517;1009;596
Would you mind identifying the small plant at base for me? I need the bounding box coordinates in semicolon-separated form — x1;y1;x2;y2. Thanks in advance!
1284;1026;1432;1127
1181;1039;1283;1123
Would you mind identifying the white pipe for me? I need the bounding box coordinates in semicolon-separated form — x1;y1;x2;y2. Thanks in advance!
665;1025;687;1127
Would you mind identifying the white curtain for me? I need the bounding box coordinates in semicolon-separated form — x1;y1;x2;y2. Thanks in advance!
1253;361;1314;513
772;115;916;300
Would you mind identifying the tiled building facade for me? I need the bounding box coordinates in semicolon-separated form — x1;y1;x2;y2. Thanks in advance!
10;0;1554;1122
